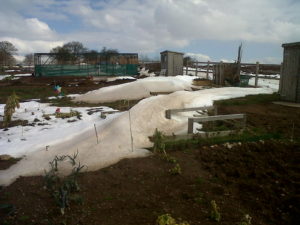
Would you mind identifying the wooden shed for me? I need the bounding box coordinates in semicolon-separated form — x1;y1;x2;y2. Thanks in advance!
160;50;183;76
280;42;300;102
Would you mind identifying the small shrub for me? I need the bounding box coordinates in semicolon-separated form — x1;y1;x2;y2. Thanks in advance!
156;214;190;225
239;214;252;225
210;200;221;222
153;128;165;154
3;92;20;127
169;163;182;175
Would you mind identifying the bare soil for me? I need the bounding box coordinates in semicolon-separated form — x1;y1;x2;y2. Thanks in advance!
0;100;299;225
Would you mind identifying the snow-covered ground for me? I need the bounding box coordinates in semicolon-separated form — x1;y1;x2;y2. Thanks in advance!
0;75;276;186
74;75;195;103
0;102;118;157
249;77;279;91
0;73;32;80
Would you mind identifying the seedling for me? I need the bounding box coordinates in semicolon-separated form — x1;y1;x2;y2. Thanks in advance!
239;214;252;225
169;163;182;175
210;200;221;222
156;214;190;225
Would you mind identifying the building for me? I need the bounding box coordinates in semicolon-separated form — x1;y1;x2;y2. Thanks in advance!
160;50;183;76
280;42;300;102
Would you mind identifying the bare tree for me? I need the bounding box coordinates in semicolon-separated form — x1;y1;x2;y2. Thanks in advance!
84;50;98;64
50;41;88;64
23;53;34;66
100;47;119;63
0;41;18;66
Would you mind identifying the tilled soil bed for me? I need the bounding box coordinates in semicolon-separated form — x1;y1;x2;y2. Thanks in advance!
0;140;299;225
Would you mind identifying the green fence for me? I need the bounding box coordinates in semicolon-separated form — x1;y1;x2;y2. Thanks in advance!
35;64;138;77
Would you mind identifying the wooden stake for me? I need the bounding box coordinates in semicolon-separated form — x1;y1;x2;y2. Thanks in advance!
128;110;134;152
94;124;99;144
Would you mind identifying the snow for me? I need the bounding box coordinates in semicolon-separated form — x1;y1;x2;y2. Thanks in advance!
139;67;155;77
0;101;118;157
0;75;276;186
106;76;136;82
73;75;195;103
0;75;11;80
249;77;279;91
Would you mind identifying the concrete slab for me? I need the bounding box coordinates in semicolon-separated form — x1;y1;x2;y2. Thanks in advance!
273;101;300;108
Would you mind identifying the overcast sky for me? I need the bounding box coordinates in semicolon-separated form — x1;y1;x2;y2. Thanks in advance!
1;0;299;63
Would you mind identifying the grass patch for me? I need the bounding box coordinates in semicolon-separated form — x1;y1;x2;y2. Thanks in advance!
214;93;280;106
0;86;54;104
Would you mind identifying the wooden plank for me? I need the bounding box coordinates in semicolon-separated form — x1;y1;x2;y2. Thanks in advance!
167;129;245;141
187;114;246;134
191;114;245;122
165;106;215;119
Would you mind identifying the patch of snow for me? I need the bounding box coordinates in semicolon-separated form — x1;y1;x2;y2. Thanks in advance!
106;76;136;82
0;75;11;80
139;67;155;77
249;77;279;91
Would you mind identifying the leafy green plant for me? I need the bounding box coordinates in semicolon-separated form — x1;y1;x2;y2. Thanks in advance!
3;92;20;127
239;214;252;225
44;151;85;215
156;214;190;225
169;163;182;175
153;128;165;154
210;200;221;222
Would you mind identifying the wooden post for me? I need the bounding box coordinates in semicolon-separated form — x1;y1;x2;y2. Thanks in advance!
94;124;99;144
255;62;259;87
186;60;188;75
206;61;210;79
220;61;224;85
188;118;194;134
195;61;198;77
128;110;134;152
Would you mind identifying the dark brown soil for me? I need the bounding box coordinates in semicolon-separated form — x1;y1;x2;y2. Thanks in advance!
0;158;21;170
0;76;136;103
0;140;299;225
217;103;300;139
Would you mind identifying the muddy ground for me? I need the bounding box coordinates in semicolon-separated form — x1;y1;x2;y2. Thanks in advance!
0;76;299;225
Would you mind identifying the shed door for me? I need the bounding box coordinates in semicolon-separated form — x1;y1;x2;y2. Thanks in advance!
281;49;299;101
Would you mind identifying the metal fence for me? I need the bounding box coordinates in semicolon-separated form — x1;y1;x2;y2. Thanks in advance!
34;53;139;77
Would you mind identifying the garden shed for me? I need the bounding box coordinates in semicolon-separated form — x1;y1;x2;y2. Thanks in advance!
280;42;300;102
160;50;183;76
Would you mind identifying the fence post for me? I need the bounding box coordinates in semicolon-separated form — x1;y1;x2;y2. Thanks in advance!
195;61;198;77
220;61;224;85
186;60;188;75
255;61;259;87
206;61;210;79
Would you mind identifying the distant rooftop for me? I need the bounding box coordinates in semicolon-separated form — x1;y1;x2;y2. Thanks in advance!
160;50;184;55
282;42;300;48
